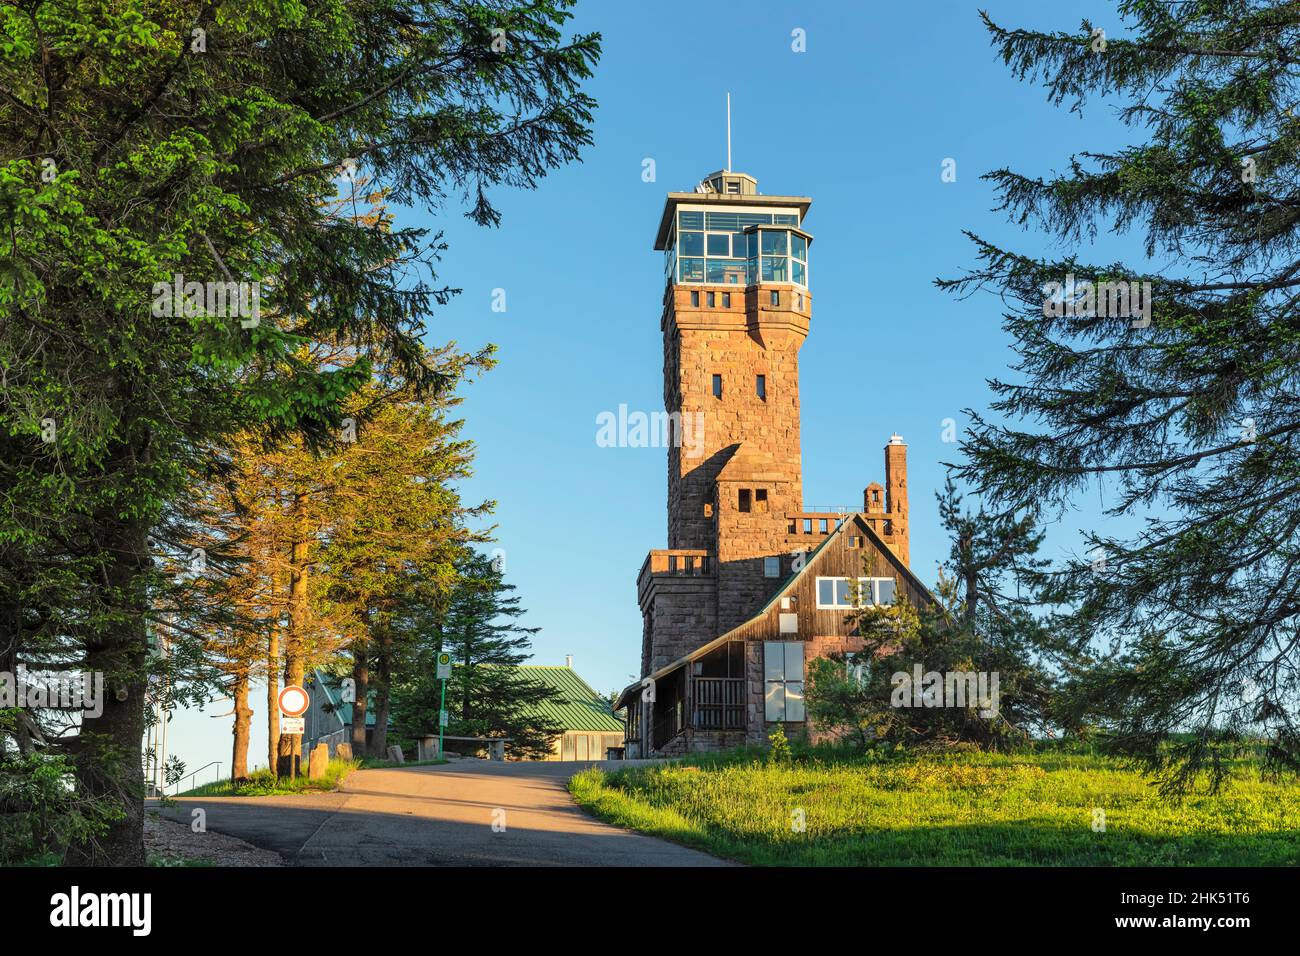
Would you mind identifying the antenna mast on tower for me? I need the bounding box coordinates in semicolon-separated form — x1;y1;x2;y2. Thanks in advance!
725;92;732;171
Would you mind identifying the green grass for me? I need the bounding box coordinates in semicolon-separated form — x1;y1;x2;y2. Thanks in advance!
569;750;1300;866
177;758;361;797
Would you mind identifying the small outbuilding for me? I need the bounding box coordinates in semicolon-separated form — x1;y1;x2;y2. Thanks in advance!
516;664;624;760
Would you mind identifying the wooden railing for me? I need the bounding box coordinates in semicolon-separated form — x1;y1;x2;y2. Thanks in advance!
638;549;714;608
692;677;745;730
641;549;712;576
786;512;848;536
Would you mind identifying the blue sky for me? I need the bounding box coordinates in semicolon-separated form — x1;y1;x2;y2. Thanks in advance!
166;0;1145;777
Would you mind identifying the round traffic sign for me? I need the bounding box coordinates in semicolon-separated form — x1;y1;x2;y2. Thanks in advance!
278;685;309;717
437;653;451;666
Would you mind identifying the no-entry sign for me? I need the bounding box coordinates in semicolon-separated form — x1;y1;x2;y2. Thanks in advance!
278;684;309;718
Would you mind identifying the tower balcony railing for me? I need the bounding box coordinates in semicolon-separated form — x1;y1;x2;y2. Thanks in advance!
787;510;897;540
786;511;850;536
640;549;713;578
637;549;714;607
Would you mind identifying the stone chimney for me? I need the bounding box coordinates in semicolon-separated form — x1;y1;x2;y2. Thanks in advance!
884;434;909;566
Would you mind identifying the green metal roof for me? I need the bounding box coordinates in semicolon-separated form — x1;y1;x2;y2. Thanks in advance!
514;666;623;732
310;670;378;728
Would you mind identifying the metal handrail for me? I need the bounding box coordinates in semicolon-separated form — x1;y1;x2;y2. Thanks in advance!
165;761;223;795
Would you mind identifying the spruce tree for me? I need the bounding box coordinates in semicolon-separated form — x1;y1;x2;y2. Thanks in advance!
806;482;1055;749
0;0;599;861
938;1;1300;789
391;552;563;759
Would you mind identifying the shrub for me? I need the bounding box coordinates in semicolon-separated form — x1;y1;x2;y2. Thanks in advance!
766;725;793;767
0;748;122;865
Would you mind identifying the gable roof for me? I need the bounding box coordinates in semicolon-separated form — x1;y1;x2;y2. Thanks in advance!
515;665;623;732
614;513;937;709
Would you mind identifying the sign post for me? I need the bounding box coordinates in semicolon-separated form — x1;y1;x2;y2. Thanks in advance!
278;685;310;778
436;652;452;759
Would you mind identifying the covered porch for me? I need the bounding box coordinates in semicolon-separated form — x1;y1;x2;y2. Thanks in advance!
617;639;749;757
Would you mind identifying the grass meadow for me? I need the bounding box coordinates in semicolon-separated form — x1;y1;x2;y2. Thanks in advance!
569;749;1300;866
178;758;361;797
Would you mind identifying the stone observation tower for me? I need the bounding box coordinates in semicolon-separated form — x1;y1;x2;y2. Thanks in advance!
636;167;911;679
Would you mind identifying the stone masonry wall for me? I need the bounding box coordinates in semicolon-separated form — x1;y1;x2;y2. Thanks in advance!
664;286;808;555
648;284;812;676
643;577;718;675
746;632;869;746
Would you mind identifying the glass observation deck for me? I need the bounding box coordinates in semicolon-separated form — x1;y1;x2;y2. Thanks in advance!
664;208;809;288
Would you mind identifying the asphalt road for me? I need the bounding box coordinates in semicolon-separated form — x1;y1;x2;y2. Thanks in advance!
157;759;729;867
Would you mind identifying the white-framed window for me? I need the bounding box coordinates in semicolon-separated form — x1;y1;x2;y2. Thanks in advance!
764;556;780;578
814;576;898;610
764;642;805;722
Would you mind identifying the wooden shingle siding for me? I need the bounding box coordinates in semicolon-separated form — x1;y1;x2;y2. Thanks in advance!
683;514;934;746
727;515;929;645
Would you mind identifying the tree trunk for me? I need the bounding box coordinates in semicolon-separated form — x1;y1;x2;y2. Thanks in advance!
67;517;149;866
369;624;392;758
964;566;980;630
231;669;251;780
276;497;308;778
461;633;473;721
266;627;279;772
351;643;369;758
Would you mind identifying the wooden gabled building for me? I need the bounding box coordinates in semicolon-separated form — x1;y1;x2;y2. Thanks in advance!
614;168;930;756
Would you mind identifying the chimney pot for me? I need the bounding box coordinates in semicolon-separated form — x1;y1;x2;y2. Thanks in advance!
565;654;574;669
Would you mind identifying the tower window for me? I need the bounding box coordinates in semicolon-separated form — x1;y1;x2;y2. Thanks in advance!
712;374;722;399
797;293;804;309
707;291;716;307
755;489;769;513
739;489;752;513
756;374;766;400
722;292;731;307
690;291;700;306
770;290;780;307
